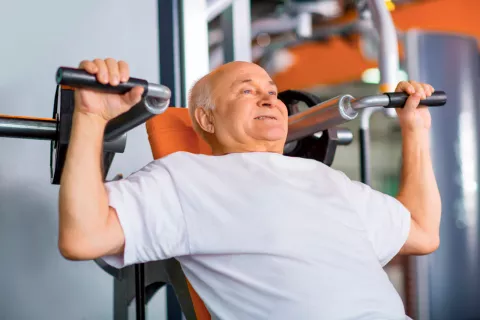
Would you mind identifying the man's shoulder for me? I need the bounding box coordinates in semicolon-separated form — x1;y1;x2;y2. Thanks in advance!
159;151;210;163
155;151;217;170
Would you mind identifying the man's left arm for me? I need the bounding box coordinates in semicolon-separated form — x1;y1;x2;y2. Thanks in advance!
394;81;442;255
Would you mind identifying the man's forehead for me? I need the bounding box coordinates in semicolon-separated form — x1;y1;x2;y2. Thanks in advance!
210;63;277;88
229;68;276;86
230;78;276;87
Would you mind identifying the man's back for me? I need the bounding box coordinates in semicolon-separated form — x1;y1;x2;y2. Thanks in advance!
103;151;410;319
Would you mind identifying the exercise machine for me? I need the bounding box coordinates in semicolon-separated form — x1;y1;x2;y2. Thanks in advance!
0;65;446;319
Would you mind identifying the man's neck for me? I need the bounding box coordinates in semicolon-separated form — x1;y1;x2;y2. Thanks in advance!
211;143;284;156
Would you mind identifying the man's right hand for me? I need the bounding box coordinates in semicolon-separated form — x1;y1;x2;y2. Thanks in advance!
75;58;144;122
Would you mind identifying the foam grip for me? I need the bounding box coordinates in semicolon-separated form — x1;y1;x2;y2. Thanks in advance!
56;67;148;97
384;91;447;108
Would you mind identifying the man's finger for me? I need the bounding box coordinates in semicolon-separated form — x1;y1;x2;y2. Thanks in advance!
396;81;415;94
105;58;120;86
93;58;108;84
410;81;426;100
78;60;98;74
118;60;130;83
423;84;433;96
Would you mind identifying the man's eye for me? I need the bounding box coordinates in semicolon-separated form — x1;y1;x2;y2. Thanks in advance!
243;89;253;94
269;91;277;96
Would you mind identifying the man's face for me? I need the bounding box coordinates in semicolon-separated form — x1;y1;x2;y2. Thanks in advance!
208;62;288;152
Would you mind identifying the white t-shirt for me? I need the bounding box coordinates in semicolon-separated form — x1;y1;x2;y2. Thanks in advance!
102;151;411;320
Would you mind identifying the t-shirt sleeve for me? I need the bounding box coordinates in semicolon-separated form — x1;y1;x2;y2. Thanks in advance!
339;172;411;266
100;159;190;269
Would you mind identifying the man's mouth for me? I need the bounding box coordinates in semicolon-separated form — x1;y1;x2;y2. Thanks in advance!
254;116;277;120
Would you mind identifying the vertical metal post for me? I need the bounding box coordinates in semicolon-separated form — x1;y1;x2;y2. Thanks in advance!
113;276;129;320
158;1;187;318
180;0;210;105
221;0;252;63
135;264;145;320
359;0;399;186
159;0;184;107
366;0;399;93
405;30;480;320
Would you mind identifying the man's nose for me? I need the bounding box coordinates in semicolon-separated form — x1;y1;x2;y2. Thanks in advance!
259;93;275;108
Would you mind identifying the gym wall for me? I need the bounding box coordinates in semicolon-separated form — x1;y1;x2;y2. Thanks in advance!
0;1;167;319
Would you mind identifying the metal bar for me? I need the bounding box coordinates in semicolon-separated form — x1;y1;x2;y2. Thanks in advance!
359;127;371;184
206;0;233;22
180;0;210;106
286;94;357;143
366;0;398;92
296;12;312;37
221;0;252;63
135;264;145;320
336;128;353;146
113;275;129;320
356;0;399;186
359;106;382;186
251;14;298;39
159;0;183;106
0;115;57;140
351;95;390;110
104;96;169;141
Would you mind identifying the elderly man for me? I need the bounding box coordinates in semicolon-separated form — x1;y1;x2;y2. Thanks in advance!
58;58;441;319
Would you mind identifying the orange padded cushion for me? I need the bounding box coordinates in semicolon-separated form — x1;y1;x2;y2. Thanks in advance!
146;107;212;158
145;107;212;320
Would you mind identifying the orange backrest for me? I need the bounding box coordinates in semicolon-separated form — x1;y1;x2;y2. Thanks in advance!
146;107;212;157
145;107;211;320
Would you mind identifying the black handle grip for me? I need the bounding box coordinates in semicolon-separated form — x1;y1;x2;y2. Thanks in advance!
384;91;447;108
56;67;148;97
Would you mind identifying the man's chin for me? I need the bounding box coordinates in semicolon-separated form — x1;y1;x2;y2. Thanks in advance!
253;128;287;142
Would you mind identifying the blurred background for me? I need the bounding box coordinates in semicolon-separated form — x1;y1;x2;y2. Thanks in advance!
0;0;479;319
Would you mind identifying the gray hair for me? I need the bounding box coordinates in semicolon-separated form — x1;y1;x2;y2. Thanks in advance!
188;75;215;136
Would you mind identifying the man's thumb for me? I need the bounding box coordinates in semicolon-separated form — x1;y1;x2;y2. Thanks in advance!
403;92;421;112
123;86;144;106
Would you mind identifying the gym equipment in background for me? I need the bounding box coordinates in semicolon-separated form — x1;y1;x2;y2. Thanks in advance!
405;29;480;320
0;67;171;184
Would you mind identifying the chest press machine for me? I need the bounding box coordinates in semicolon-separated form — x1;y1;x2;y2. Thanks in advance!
0;67;446;319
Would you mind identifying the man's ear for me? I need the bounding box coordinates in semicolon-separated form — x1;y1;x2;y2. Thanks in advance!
195;107;215;134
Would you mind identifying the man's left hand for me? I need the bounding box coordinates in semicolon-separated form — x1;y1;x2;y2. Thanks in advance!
394;80;434;133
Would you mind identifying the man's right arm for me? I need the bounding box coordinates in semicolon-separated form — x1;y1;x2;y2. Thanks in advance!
57;58;143;261
58;111;125;260
57;58;189;265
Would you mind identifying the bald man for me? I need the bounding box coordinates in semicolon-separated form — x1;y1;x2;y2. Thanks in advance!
59;58;441;319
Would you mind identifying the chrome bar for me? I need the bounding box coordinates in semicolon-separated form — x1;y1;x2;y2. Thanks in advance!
366;0;398;119
351;95;390;110
0;115;57;140
221;0;252;62
296;12;312;37
286;94;357;143
104;83;171;141
335;128;354;146
181;0;210;106
366;0;398;91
